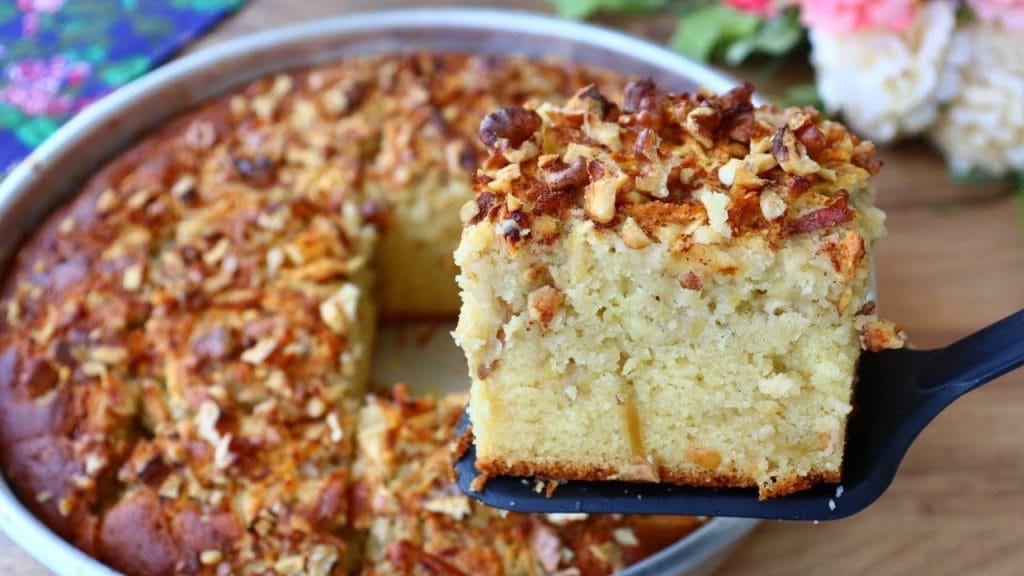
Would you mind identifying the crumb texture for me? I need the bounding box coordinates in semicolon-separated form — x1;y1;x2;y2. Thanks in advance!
455;81;903;498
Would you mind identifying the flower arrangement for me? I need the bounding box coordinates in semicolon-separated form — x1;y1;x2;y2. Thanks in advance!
549;0;1024;210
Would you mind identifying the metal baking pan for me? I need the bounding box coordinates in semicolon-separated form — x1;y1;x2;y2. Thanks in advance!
0;8;758;575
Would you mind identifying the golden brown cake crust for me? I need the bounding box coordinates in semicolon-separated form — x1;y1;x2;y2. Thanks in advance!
0;54;630;575
477;457;841;499
465;81;885;253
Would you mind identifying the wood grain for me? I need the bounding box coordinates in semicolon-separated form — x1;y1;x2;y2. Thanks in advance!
2;0;1021;574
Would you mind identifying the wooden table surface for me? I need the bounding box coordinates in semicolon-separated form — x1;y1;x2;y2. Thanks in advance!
3;1;1022;574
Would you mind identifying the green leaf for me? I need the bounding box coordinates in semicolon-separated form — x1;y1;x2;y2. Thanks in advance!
0;105;25;131
723;9;805;65
948;168;1004;186
776;83;825;110
0;3;18;21
15;116;60;149
548;0;667;20
100;56;151;86
671;4;760;63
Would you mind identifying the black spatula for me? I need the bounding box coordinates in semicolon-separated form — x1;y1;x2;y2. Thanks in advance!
453;309;1024;521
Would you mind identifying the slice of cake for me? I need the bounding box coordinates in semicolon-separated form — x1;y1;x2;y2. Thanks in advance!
454;81;904;499
351;386;704;575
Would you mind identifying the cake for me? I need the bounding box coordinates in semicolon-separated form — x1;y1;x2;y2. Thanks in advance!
353;385;704;575
0;53;681;576
453;80;905;499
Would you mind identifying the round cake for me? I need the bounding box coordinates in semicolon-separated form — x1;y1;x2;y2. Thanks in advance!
0;53;704;575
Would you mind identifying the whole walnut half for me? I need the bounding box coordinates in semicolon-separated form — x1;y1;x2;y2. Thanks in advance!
478;106;542;148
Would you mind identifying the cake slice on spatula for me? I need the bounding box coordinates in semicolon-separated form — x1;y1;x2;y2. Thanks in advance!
453;79;903;501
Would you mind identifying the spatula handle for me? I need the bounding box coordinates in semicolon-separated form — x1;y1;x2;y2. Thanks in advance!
917;308;1024;394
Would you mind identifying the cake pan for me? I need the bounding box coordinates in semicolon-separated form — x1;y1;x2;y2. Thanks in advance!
0;8;758;575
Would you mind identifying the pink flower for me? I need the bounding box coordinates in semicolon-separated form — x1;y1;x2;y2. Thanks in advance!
17;0;65;13
0;55;91;117
966;0;1024;29
724;0;779;17
16;0;65;37
799;0;918;34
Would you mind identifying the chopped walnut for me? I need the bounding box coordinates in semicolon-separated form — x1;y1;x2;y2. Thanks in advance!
122;262;144;291
543;157;589;191
759;190;787;221
620;217;653;249
319;283;360;334
478;106;542;148
306;545;339;576
528;285;564;329
771;127;821;176
859;319;905;351
685;106;720;148
585;171;626;223
200;549;223;566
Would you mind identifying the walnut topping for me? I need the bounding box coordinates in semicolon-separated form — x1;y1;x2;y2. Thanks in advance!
96;188;119;214
326;412;344;443
213;434;234;470
58;216;75;234
57;496;73;517
759;190;787;221
789;190;854;234
307;545;339;576
623;77;659;113
195;400;222;445
240;337;277;365
859;319;905;352
771;127;821;176
685;106;720;148
585;170;626;223
635;154;680;198
320;283;360;334
122;262;144;291
543;157;589;191
852;140;882;173
485;163;522;193
620;217;652;249
567;84;612;118
200;549;223;565
694;189;732;244
459;199;480;224
158;473;182;499
423;495;472;520
528;285;564;329
90;345;128;365
717;158;742;187
478;106;542;148
612;527;639;547
170;175;196;199
274;555;306;576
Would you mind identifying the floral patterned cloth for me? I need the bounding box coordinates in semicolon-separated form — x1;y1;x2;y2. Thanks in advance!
0;0;243;175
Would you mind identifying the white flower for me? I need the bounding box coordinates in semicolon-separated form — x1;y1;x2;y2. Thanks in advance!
808;1;957;143
930;23;1024;176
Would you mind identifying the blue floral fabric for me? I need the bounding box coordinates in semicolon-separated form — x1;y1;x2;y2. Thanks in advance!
0;0;243;175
